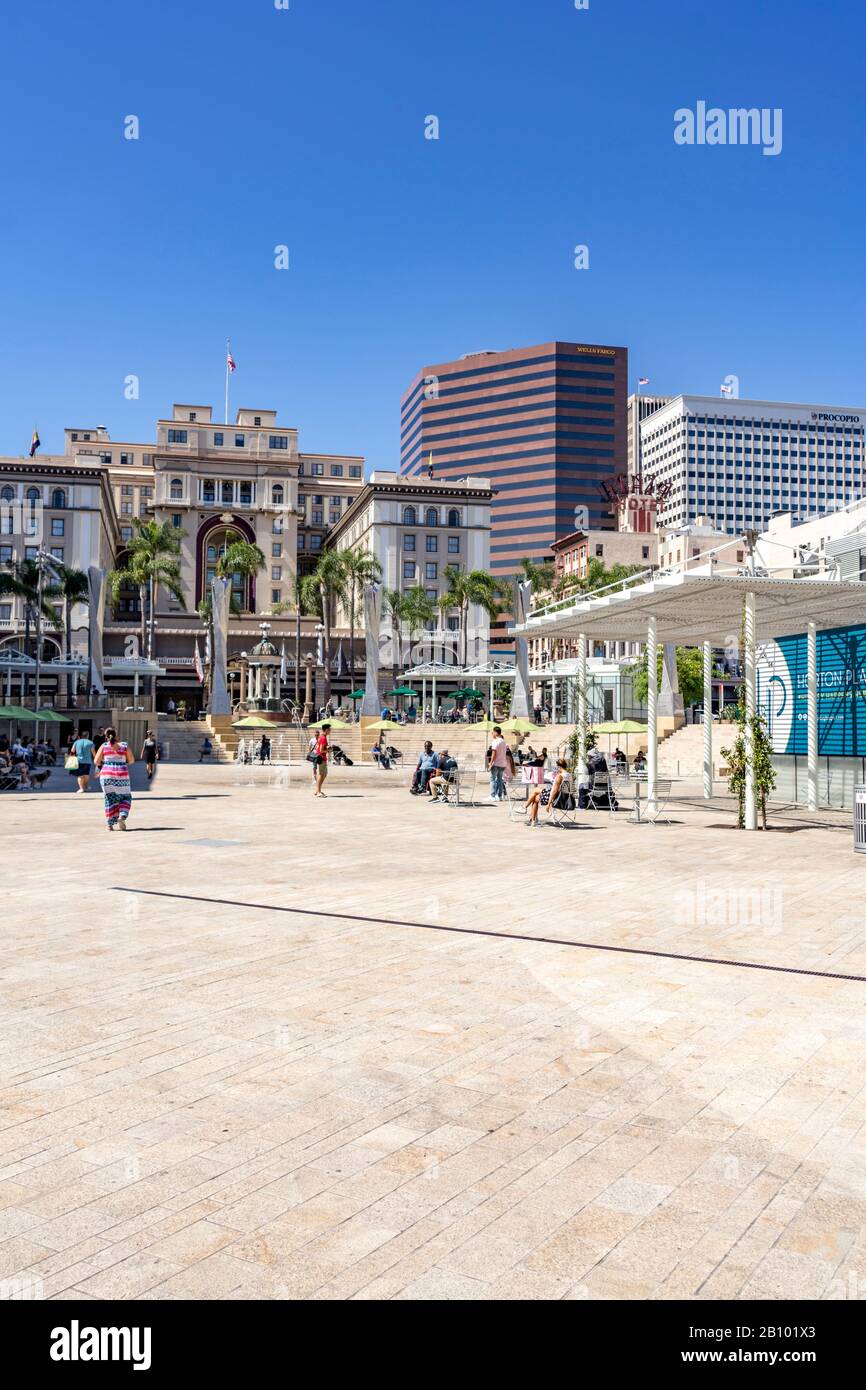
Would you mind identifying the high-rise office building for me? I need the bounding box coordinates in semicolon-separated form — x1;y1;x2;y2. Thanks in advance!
401;339;627;560
640;395;866;534
627;391;671;479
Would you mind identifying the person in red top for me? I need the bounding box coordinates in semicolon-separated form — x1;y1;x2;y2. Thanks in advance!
313;723;331;797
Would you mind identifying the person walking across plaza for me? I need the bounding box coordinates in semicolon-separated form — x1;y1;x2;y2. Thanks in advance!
68;729;96;794
313;722;331;797
258;733;271;764
94;727;134;831
486;725;510;802
140;729;159;780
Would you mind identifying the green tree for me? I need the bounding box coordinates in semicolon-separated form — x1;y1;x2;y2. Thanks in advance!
400;584;435;664
303;550;347;704
630;645;719;709
721;701;777;829
383;587;408;671
516;557;555;594
109;519;186;664
339;546;382;682
0;557;63;698
439;566;504;667
216;538;266;612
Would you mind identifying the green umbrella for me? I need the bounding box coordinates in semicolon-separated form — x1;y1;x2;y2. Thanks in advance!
232;715;276;729
36;709;68;723
0;705;37;720
459;688;485;700
349;689;365;699
385;687;418;698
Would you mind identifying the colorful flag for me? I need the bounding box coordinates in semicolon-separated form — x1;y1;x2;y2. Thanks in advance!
280;641;288;683
638;377;649;387
29;427;41;457
427;452;434;478
194;639;204;684
226;345;236;373
720;383;733;396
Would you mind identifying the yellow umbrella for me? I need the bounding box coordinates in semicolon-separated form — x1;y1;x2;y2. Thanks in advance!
308;717;352;729
502;717;537;734
364;719;402;731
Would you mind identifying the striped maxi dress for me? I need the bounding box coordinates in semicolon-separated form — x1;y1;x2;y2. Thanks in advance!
99;741;132;827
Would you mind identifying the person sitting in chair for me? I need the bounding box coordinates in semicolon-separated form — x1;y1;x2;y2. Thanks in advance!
411;741;437;794
428;750;458;803
525;759;575;827
372;734;392;770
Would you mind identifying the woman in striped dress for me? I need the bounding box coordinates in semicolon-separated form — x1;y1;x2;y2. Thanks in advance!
93;727;135;831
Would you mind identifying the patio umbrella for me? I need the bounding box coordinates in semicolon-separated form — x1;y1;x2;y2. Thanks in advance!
35;709;68;723
364;718;402;731
232;715;276;729
348;689;365;700
460;688;485;700
385;687;418;698
308;718;352;729
0;706;38;720
591;719;648;763
502;717;537;734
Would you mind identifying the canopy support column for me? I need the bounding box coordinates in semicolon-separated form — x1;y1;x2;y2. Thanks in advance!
422;676;427;722
807;621;818;810
744;591;757;831
551;676;557;724
431;676;436;721
647;615;658;816
703;640;713;800
489;674;494;716
578;632;588;782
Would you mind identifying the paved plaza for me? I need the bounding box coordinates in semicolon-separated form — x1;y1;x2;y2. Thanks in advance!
2;763;866;1302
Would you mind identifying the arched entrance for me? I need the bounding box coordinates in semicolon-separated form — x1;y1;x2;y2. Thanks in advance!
196;514;257;610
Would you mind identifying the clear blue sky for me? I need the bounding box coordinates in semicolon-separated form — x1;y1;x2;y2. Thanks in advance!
2;0;864;466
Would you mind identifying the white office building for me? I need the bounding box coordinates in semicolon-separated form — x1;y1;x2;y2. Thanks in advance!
640;395;866;535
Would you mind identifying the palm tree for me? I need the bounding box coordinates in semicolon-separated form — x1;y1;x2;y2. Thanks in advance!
382;587;408;673
109;520;186;702
400;584;435;666
340;546;382;684
516;557;555;594
58;565;90;703
439;566;503;668
305;550;347;705
0;558;62;698
216;538;266;612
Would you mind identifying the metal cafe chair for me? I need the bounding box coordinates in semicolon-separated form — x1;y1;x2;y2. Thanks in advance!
447;769;476;807
506;776;531;821
644;779;674;825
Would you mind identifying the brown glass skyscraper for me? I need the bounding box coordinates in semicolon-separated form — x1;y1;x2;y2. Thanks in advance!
400;341;627;651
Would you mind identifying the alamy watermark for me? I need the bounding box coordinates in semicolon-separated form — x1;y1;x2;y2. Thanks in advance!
673;879;783;931
675;102;782;157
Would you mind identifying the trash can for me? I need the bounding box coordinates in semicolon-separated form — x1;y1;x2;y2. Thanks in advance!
855;785;866;853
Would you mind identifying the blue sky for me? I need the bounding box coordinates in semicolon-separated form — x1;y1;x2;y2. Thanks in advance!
1;0;864;465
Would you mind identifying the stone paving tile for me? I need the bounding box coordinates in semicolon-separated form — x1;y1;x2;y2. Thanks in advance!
4;765;866;1300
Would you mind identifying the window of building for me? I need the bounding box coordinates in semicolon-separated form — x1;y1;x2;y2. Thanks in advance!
426;535;438;552
273;518;283;534
25;546;38;559
121;502;133;515
310;535;322;550
425;588;437;602
203;481;215;502
404;534;416;551
51;547;64;561
272;543;282;557
140;485;153;498
239;482;252;505
0;486;13;502
272;566;282;580
71;432;78;441
221;481;233;504
272;589;280;604
271;484;284;506
312;462;324;475
269;435;287;450
51;489;66;508
120;526;133;541
297;534;305;548
0;547;12;565
171;514;182;528
121;484;134;496
331;464;343;476
425;508;438;526
213;432;223;446
51;518;65;537
425;562;438;580
403;506;416;525
26;488;39;505
447;616;459;631
235;434;245;448
0;602;11;619
448;536;460;553
447;508;460;526
595;544;604;557
403;560;416;579
1;516;12;535
312;509;323;525
349;465;362;478
254;416;262;427
168;429;187;444
169;478;183;500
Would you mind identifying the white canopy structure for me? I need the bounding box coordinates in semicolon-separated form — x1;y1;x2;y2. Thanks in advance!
519;571;866;829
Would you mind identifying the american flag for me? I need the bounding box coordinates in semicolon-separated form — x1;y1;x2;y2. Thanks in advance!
638;377;649;387
226;345;236;373
720;383;733;396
